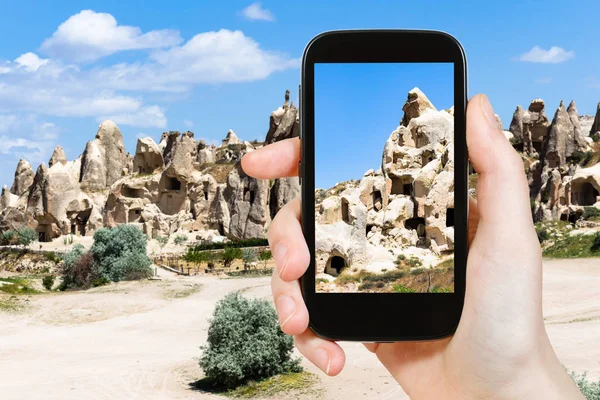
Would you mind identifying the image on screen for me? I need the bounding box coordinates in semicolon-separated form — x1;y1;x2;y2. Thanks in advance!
314;63;455;293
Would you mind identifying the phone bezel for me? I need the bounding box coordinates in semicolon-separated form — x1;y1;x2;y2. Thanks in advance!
300;30;468;341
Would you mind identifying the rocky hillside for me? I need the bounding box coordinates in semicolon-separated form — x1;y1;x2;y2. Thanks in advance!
0;91;299;243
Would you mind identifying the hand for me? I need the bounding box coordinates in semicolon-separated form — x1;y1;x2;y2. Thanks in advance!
241;95;584;399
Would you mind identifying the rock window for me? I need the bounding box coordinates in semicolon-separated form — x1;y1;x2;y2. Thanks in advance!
341;198;349;223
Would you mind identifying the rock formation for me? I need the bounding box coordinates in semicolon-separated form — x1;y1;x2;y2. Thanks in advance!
10;159;35;197
0;90;301;243
506;97;599;224
314;88;455;277
592;102;600;137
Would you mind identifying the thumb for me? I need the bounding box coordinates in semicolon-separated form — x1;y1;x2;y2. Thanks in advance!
463;94;542;326
467;94;533;231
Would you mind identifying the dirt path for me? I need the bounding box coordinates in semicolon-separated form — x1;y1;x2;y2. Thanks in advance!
0;258;598;399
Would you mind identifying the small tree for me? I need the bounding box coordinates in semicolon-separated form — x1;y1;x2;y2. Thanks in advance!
592;232;600;253
174;234;188;246
242;248;257;270
258;250;272;269
199;292;301;389
42;275;55;291
17;227;37;249
156;235;169;254
221;247;242;269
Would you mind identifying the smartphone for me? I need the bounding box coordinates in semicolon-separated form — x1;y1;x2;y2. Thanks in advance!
300;30;468;341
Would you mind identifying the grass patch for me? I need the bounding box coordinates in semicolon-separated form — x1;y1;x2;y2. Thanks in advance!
192;372;318;398
0;297;26;312
543;232;600;259
392;284;416;293
0;277;39;294
315;278;329;285
435;258;454;269
163;284;202;299
431;286;453;293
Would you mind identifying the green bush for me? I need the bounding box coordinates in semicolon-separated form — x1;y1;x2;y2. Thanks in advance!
199;293;301;389
569;370;600;399
174;234;188;246
410;267;427;276
567;151;586;165
17;227;37;248
583;207;600;220
42;275;55;291
1;230;15;245
91;225;153;282
43;251;61;263
156;235;169;252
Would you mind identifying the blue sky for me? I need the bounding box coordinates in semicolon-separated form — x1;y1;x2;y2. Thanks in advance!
0;0;599;188
315;63;453;189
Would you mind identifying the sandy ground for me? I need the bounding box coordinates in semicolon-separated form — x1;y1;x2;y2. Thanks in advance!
0;258;598;399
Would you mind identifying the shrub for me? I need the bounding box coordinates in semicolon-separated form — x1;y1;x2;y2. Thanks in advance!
42;275;55;291
1;230;15;245
567;151;586;165
174;234;188;246
199;292;301;389
43;251;61;263
91;225;153;282
221;247;243;268
583;207;600;220
410;267;427;276
569;370;600;399
61;245;96;289
362;269;405;283
536;227;550;243
17;227;37;248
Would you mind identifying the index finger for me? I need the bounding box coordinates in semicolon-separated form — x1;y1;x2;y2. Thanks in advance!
241;137;300;179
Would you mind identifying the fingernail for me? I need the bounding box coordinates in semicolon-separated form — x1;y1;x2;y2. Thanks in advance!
274;242;289;277
314;348;332;375
276;295;296;327
479;95;498;132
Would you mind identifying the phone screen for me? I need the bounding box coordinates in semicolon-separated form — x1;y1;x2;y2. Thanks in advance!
314;62;455;293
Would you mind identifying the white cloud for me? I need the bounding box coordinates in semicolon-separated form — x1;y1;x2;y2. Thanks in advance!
240;3;275;21
0;114;61;172
0;13;297;132
515;46;574;64
14;52;49;71
40;10;182;62
99;105;167;129
183;119;193;128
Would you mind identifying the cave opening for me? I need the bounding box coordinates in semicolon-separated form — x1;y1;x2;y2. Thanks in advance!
372;189;382;211
572;182;599;206
446;208;455;227
166;177;182;191
391;176;413;196
203;181;209;201
325;255;347;277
